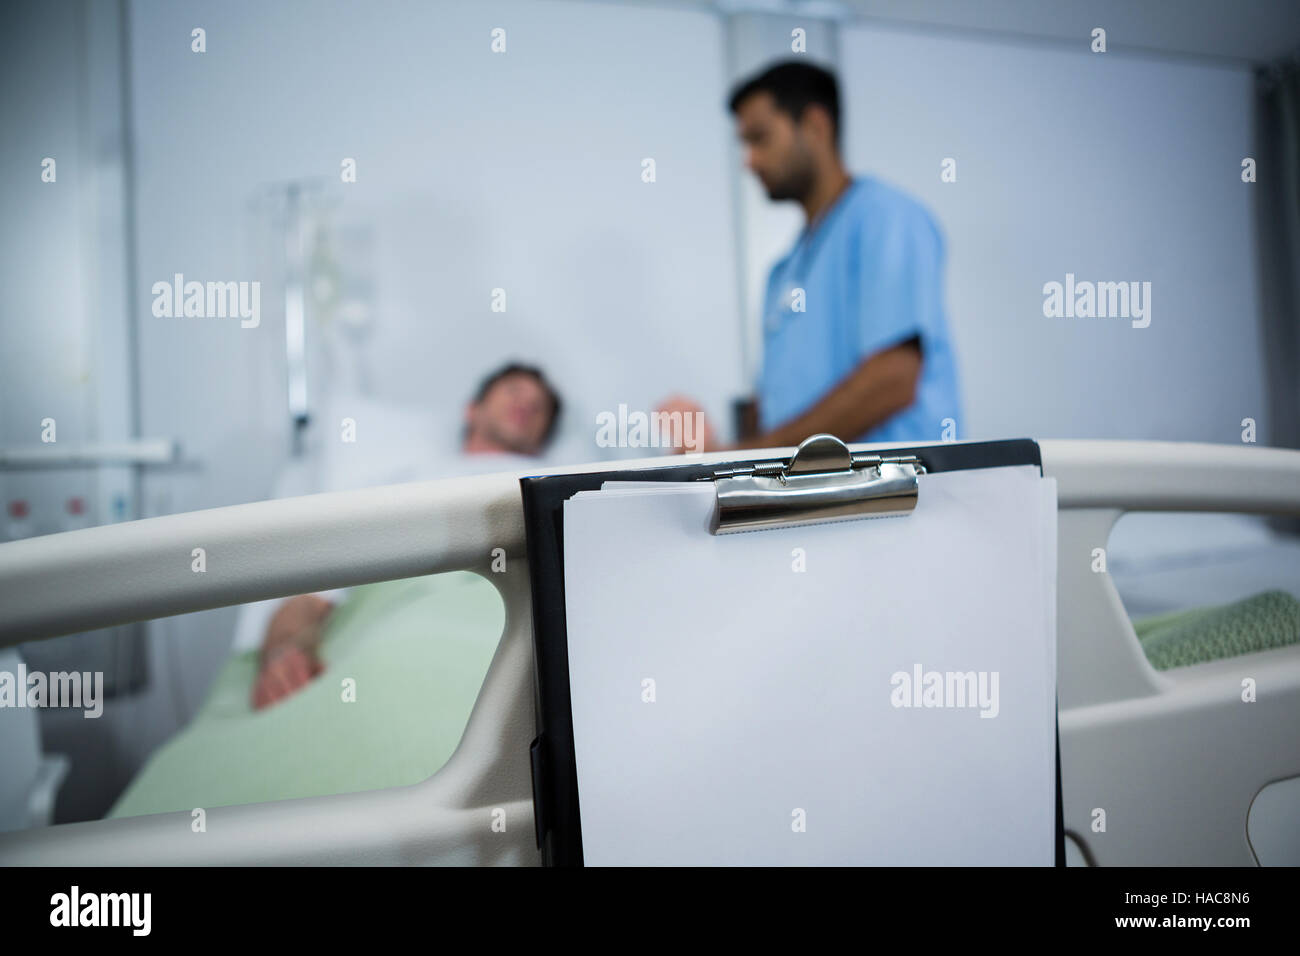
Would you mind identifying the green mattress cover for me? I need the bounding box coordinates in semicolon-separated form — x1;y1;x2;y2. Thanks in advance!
108;571;503;819
1134;589;1300;670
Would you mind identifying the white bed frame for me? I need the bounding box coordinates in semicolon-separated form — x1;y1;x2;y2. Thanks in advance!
0;439;1297;865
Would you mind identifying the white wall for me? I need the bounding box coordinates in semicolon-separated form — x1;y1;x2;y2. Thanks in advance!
836;24;1264;442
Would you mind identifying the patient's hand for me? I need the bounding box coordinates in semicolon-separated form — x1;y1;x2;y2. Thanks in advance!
265;594;333;651
253;594;333;710
252;644;324;710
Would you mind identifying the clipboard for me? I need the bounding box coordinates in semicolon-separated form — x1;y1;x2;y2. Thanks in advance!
520;436;1065;866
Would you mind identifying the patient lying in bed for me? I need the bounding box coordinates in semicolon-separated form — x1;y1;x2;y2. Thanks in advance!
248;362;561;711
107;364;564;819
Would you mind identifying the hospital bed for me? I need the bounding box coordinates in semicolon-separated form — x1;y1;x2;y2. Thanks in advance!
0;439;1296;866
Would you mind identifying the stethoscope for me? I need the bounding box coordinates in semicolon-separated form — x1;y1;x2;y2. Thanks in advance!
764;181;856;335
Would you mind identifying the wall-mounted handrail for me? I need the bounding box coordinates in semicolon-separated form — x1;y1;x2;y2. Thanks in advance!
0;439;179;469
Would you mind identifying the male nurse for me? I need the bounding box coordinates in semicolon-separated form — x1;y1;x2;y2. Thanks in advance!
661;60;961;450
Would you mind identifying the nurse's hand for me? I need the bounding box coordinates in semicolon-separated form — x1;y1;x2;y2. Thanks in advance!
654;395;722;453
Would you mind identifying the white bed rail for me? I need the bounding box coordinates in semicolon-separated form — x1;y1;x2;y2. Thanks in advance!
0;439;1297;865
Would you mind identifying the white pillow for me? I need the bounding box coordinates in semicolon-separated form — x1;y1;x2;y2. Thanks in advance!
313;393;446;491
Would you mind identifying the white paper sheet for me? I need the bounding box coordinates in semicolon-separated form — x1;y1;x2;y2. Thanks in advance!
562;464;1058;865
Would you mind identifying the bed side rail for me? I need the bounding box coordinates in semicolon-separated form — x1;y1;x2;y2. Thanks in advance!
1;440;1297;865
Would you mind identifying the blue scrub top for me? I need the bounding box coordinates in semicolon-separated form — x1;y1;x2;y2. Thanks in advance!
758;176;962;444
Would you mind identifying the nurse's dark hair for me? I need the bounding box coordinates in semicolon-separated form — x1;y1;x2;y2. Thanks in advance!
728;60;841;150
469;361;563;446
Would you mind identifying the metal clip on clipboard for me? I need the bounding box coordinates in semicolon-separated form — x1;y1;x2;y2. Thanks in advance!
709;433;926;534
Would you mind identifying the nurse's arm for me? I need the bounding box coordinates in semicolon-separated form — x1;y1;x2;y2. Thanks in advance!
751;338;921;449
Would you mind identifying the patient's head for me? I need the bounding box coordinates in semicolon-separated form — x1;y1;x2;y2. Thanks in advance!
463;362;562;456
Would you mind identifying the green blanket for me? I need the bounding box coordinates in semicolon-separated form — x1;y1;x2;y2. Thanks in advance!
109;575;1297;820
1134;589;1300;670
108;572;503;819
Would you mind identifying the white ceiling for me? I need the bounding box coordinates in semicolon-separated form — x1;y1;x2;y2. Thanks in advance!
641;0;1300;65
